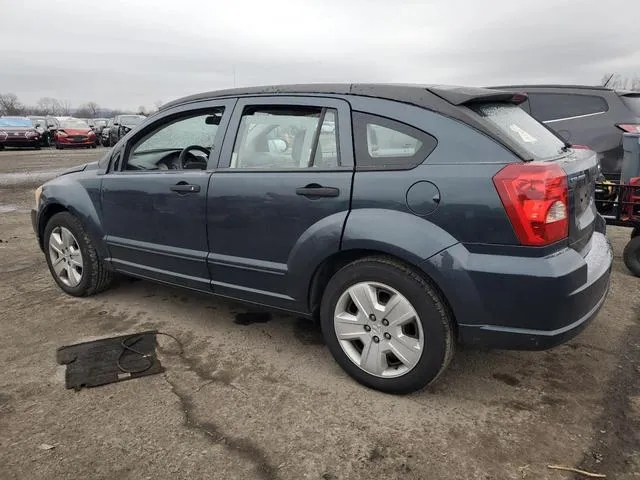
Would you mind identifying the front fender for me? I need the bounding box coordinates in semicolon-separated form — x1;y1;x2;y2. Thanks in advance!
39;174;107;258
341;208;458;266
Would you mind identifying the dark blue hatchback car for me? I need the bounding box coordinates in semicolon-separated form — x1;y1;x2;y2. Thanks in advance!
31;84;613;393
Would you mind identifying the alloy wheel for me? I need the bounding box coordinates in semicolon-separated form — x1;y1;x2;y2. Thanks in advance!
48;226;84;287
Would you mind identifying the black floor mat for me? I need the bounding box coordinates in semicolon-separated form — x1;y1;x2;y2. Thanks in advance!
56;330;164;390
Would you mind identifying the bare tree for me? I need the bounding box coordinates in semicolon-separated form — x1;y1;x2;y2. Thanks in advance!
154;100;163;111
137;105;147;116
0;93;24;115
74;105;91;118
59;99;72;116
86;101;99;117
36;97;63;115
601;73;640;91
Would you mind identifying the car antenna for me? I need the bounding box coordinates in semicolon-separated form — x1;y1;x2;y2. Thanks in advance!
602;73;615;88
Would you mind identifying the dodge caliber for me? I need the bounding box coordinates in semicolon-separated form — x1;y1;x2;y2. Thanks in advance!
31;84;613;393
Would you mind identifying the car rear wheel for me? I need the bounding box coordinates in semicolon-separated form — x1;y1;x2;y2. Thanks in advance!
44;212;113;296
320;256;454;394
623;235;640;277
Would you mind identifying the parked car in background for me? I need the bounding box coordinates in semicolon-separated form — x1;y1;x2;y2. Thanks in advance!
91;118;109;136
54;118;98;149
28;116;59;147
108;114;145;146
492;85;640;178
31;84;612;393
101;119;112;147
0;117;41;149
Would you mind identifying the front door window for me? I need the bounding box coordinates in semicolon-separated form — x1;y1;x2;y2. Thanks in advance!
125;110;224;171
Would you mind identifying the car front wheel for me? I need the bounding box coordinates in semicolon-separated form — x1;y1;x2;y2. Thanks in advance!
320;256;454;394
44;212;113;296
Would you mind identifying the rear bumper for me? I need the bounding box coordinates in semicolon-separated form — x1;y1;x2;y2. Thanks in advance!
422;232;613;350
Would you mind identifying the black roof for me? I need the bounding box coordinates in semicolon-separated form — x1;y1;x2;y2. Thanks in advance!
161;83;523;111
490;84;614;92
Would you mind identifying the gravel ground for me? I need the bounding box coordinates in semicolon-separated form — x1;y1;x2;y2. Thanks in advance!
0;148;638;480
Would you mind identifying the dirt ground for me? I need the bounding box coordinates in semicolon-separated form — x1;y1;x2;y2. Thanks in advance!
0;148;638;480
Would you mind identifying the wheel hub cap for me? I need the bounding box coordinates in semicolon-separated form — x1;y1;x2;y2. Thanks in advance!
333;281;424;378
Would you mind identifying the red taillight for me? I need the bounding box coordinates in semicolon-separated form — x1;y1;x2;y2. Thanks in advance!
493;163;569;246
571;144;591;150
617;124;640;133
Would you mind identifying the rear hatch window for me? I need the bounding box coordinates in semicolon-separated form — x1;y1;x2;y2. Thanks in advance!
620;94;640;116
472;103;566;159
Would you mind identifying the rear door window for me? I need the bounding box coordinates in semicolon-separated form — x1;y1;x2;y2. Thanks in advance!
472;103;565;159
229;106;340;169
353;112;437;170
528;93;608;122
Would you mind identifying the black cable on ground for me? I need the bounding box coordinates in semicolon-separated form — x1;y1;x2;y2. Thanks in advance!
116;331;184;374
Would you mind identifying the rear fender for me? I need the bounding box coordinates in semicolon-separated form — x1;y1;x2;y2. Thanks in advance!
287;211;349;306
341;208;458;266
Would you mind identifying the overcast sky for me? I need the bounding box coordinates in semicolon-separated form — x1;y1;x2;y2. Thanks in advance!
0;0;637;110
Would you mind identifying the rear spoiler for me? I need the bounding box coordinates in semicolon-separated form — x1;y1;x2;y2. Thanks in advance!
428;86;528;106
617;91;640;98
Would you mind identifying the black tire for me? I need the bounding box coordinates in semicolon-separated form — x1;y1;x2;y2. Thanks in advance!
91;144;97;149
0;145;4;150
44;212;113;296
35;145;41;150
320;256;454;394
55;143;62;150
623;235;640;278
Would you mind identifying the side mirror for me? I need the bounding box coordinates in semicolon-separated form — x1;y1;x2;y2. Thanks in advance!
113;122;119;127
205;115;221;125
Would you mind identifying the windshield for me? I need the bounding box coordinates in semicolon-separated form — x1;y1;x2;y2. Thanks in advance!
0;117;33;127
472;103;566;159
61;120;89;129
94;119;107;127
120;115;144;125
620;95;640;116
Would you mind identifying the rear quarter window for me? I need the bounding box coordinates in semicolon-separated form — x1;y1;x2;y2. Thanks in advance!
472;103;565;159
353;112;437;170
620;95;640;116
527;93;608;122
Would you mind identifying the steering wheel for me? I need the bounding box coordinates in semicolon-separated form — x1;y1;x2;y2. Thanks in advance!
177;145;211;169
